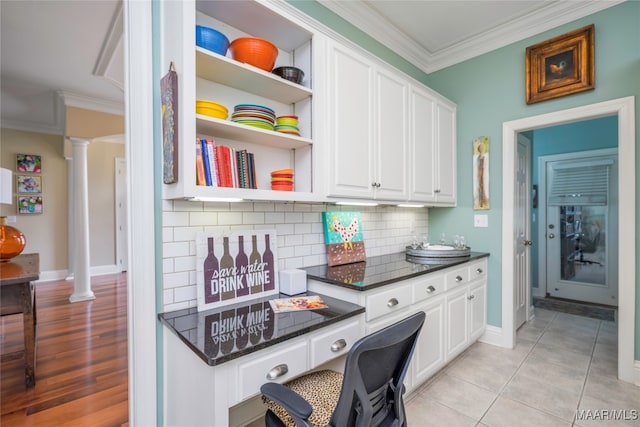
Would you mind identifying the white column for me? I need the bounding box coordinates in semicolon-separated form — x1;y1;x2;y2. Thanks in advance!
69;137;95;303
65;156;75;279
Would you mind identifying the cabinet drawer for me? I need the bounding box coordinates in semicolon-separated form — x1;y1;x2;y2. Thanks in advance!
444;266;469;291
310;319;361;367
366;284;412;321
469;259;487;281
237;341;308;401
413;274;445;303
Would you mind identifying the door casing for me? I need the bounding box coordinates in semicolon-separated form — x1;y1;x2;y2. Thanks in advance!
502;96;635;384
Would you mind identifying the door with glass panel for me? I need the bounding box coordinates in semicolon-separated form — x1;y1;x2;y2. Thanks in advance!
545;152;618;306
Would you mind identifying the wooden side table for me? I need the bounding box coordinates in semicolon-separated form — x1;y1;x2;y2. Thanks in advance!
1;253;39;388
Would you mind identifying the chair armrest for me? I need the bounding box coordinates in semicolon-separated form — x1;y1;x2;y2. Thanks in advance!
261;382;313;421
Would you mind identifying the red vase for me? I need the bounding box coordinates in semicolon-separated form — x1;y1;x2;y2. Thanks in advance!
0;217;26;261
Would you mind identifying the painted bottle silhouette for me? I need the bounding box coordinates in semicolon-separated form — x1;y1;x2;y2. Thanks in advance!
220;237;235;300
235;236;249;297
220;308;234;355
203;237;219;303
249;302;263;345
263;234;275;291
235;306;249;350
249;235;263;294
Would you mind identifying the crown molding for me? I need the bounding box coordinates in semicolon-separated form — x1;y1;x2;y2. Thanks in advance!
58;90;124;116
319;0;624;74
93;1;124;91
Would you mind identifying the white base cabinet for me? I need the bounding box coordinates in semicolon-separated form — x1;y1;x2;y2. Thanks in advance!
308;257;487;394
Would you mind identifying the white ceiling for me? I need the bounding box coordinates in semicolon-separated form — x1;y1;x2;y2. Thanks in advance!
0;0;622;135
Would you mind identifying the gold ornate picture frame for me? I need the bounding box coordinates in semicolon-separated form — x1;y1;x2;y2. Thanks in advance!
525;24;595;104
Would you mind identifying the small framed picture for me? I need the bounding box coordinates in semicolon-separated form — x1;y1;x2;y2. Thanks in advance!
525;24;595;104
18;196;43;214
16;175;42;193
16;154;42;173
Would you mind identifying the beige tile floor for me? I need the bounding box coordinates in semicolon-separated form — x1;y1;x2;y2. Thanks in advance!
405;308;640;426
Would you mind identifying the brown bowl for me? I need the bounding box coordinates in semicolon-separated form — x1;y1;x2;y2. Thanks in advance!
229;37;278;72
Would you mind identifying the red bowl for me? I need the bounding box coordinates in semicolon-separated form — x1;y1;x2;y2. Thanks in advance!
229;37;278;72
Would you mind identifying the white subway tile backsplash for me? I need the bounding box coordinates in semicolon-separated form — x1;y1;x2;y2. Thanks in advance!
161;200;428;311
163;241;190;258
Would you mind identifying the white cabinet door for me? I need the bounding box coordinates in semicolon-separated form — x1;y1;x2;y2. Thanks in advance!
446;286;468;360
468;280;487;343
434;102;457;204
327;43;375;199
412;296;445;386
408;85;436;202
374;68;408;201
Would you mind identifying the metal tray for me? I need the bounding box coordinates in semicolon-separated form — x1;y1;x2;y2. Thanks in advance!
405;244;471;259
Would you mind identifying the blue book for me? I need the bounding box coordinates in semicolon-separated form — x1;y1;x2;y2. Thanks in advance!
200;138;212;186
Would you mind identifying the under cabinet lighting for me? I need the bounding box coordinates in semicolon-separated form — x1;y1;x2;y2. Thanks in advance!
187;196;244;202
397;204;425;208
335;201;378;207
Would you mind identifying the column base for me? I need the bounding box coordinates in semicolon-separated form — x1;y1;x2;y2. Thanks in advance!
69;292;96;303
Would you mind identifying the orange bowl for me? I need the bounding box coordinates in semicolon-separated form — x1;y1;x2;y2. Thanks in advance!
229;37;278;72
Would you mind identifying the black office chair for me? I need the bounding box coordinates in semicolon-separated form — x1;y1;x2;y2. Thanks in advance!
260;311;425;427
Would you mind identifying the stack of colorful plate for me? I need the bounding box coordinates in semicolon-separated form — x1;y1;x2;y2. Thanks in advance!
231;104;275;130
196;100;229;120
274;115;300;136
271;168;294;191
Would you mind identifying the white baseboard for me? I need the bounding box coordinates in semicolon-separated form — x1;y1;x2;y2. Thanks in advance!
36;264;121;283
479;325;503;347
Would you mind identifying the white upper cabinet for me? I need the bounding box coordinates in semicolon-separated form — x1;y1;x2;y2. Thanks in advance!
325;41;409;201
325;40;455;205
325;42;376;199
409;85;457;205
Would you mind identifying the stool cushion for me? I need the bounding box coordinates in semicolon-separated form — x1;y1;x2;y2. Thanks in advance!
262;369;343;427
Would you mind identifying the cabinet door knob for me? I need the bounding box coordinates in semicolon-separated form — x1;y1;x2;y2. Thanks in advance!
476;268;483;274
266;364;289;380
387;297;399;307
426;285;436;293
455;275;463;282
331;339;347;352
435;189;441;193
467;295;475;300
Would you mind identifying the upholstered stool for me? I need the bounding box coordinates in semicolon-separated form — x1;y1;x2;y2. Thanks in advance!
262;369;343;427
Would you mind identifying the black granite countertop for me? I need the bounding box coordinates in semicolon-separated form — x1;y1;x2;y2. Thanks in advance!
302;252;489;291
159;292;364;366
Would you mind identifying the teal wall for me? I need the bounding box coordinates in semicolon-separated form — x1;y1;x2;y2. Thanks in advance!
529;116;618;290
290;1;640;357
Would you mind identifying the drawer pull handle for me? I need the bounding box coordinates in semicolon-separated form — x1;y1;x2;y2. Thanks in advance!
387;298;399;307
456;275;463;282
331;339;347;352
266;364;289;380
426;285;436;293
476;268;483;274
468;295;475;300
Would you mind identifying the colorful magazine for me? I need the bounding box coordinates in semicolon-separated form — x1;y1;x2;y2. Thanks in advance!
269;295;328;313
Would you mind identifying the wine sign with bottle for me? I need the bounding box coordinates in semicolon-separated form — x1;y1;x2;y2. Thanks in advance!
196;230;279;311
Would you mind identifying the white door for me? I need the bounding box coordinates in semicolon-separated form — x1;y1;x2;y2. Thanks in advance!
515;134;531;329
545;152;618;306
115;157;128;272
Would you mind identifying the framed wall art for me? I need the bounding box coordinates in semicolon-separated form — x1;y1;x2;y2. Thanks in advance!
196;229;279;311
18;196;43;214
473;137;490;210
322;211;366;267
16;175;42;193
525;24;595;105
16;154;42;173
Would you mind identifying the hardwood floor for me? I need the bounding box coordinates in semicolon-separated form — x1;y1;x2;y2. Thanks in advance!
1;273;129;426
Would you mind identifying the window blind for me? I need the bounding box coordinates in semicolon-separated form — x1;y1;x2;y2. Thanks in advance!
548;159;613;206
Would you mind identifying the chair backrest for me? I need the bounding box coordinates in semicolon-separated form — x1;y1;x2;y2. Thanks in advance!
329;311;425;427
